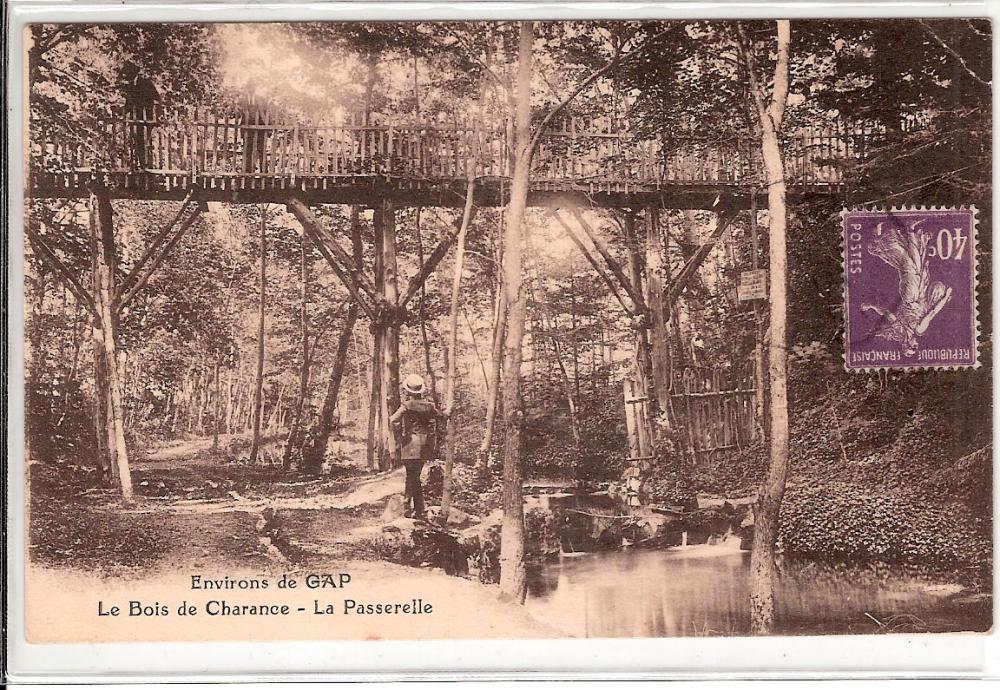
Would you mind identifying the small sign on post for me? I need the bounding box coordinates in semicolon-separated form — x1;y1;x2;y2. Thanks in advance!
738;269;768;301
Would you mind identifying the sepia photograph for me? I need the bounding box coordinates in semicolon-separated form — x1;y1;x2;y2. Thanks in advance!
19;17;993;644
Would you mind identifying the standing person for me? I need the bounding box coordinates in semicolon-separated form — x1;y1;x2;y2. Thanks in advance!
389;374;444;520
122;61;159;169
239;81;270;173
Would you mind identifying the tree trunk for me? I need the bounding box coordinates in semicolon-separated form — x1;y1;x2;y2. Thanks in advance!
60;305;85;426
303;210;364;474
749;191;767;440
248;205;268;464
367;328;383;470
302;306;359;474
283;232;312;470
267;382;285;432
542;313;581;448
498;20;533;604
441;177;477;521
478;275;507;467
353;331;366;420
463;306;489;386
378;201;401;471
526;232;581;449
185;369;198;433
212;359;221;453
742;19;791;637
225;367;234;434
370;206;386;469
90;324;113;480
570;266;579;405
196;367;209;434
414;208;440;403
88;189;133;502
28;268;48;381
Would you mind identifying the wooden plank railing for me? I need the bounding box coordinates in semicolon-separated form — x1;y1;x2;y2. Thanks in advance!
30;107;872;190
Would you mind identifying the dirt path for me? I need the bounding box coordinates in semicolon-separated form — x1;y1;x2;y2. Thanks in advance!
125;467;406;516
28;459;560;643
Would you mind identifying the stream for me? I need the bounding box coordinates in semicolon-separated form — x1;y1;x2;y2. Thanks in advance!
524;540;989;637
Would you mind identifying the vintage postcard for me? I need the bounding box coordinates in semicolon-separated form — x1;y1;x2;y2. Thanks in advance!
15;16;992;648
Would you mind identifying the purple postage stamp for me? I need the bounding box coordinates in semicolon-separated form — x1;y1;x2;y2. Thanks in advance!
843;207;979;371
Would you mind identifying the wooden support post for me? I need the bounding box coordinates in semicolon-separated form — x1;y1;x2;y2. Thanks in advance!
644;208;672;415
113;189;195;300
379;200;402;471
622;214;658;453
623;377;641;460
87;188;133;503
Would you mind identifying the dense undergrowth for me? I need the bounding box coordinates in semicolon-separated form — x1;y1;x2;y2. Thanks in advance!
652;350;994;585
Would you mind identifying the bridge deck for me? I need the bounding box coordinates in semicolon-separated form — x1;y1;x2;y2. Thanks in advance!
28;109;867;208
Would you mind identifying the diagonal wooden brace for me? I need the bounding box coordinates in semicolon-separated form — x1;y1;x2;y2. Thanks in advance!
564;205;648;314
114;197;208;313
26;228;99;318
114;189;196;303
547;208;634;317
287;197;376;321
665;206;740;304
399;205;478;310
288;198;378;300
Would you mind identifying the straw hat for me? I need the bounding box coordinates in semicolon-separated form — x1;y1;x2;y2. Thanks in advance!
403;373;425;395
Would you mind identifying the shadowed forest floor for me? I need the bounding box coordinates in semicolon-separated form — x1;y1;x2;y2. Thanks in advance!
27;443;566;641
27;425;992;639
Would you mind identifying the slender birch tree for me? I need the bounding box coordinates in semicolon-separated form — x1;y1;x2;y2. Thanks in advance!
440;176;478;521
497;20;535;603
738;19;791;636
248;205;268;464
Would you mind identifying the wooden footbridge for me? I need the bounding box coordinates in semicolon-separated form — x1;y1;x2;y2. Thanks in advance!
28;108;870;208
25;106;873;502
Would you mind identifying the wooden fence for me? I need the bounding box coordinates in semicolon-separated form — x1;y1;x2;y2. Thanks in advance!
623;373;654;463
31;107;872;191
671;361;758;460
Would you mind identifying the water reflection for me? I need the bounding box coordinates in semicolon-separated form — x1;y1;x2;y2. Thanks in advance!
525;541;985;637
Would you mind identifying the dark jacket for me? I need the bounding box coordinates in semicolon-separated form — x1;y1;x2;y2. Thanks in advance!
389;398;442;461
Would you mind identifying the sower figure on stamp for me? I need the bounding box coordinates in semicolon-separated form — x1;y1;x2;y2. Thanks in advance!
122;61;159;169
389;374;445;521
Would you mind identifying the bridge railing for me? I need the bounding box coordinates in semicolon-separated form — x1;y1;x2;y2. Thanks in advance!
30;107;871;189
